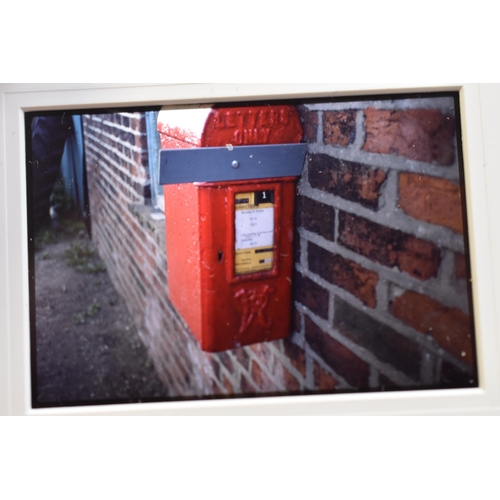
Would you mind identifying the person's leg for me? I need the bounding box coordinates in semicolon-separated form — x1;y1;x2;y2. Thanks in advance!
31;114;74;227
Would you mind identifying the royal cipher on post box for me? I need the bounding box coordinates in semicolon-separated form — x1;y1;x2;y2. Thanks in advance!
157;104;306;352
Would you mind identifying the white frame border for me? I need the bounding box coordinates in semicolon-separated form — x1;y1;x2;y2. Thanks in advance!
1;83;499;415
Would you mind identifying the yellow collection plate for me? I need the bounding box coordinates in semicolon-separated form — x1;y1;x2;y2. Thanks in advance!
235;191;275;275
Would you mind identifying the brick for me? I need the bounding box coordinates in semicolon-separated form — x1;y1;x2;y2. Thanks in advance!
391;290;474;365
232;346;251;371
210;357;221;379
175;363;191;387
313;362;338;391
216;351;233;372
282;339;306;377
222;373;235;393
308;154;387;210
136;136;148;155
338;211;441;281
272;359;301;391
240;373;258;394
211;380;224;395
283;369;301;391
135;116;147;134
399;173;464;234
294;229;301;264
334;297;422;379
323;110;356;147
129;116;139;130
296;105;319;142
294;271;330;319
308;242;378;308
455;253;467;280
249;343;273;368
121;130;135;145
364;108;455;166
250;360;277;392
439;360;477;388
292;308;302;333
296;194;335;241
305;316;370;388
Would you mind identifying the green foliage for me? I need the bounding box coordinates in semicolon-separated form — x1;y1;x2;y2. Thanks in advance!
34;229;55;251
64;243;106;273
34;207;87;252
50;178;74;216
72;312;86;325
87;299;101;316
61;218;86;233
42;231;54;244
73;299;101;326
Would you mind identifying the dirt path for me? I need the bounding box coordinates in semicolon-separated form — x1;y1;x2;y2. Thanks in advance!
34;216;170;407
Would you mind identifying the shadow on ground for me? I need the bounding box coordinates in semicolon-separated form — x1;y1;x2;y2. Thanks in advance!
33;213;170;407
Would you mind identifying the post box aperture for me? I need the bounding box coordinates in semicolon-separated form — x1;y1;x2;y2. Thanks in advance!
158;105;306;352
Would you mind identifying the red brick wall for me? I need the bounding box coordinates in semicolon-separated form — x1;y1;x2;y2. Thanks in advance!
83;95;476;400
294;97;474;391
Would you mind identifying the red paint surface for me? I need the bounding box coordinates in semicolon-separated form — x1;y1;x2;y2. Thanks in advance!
159;105;303;351
202;106;302;147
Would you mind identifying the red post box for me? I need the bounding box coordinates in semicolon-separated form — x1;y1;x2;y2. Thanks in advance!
157;105;306;352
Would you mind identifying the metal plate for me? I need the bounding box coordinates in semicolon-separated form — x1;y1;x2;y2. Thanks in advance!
159;143;307;185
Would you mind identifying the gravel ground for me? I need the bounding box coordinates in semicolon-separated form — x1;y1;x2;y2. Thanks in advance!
33;215;170;408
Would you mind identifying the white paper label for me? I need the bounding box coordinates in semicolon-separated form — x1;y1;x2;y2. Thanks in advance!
234;191;275;275
235;207;274;250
